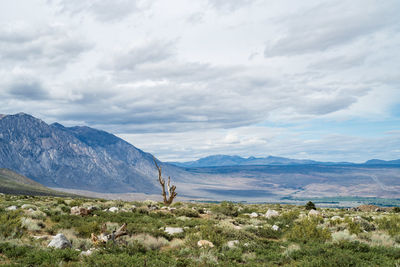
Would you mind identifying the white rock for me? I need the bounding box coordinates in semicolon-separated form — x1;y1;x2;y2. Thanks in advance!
21;204;35;209
197;240;214;248
167;207;176;211
308;209;320;216
265;209;280;219
80;248;96;256
331;216;342;221
227;240;239;248
48;234;72;249
6;206;17;211
272;225;280;231
108;207;119;213
249;212;258;218
164;227;184;235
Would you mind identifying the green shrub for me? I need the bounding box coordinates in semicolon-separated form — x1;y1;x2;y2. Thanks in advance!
173;208;199;218
75;221;101;238
286;218;331;243
305;201;316;210
211;201;238;217
0;210;23;238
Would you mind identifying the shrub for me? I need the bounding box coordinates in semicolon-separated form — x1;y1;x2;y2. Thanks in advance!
286;218;331;243
75;221;100;238
0;210;23;239
211;201;238;217
305;201;316;210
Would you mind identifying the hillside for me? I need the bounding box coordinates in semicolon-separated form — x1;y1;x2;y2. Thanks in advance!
0;113;181;193
0;168;76;197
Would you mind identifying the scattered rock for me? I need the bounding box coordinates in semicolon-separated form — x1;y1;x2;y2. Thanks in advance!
331;216;342;221
197;240;214;248
80;248;97;256
164;227;184;235
21;204;35;209
71;206;92;216
48;234;72;249
227;240;239;248
272;225;280;231
6;205;17;211
265;209;279;219
249;212;258;218
108;207;119;213
308;209;320;216
168;207;176;211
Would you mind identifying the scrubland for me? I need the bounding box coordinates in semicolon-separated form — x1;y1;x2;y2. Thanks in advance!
0;194;399;266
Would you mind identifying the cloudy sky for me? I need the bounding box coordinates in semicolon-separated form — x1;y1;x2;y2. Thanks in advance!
0;0;399;162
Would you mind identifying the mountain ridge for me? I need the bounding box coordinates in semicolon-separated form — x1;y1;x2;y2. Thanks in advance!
0;113;172;193
169;154;399;168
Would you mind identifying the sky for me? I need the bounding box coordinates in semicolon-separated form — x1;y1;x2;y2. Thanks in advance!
0;0;399;162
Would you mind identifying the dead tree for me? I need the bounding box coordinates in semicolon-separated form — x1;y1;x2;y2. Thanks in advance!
91;223;127;245
153;157;177;205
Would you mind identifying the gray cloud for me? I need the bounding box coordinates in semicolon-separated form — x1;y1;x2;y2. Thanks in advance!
102;41;175;71
7;81;49;101
264;1;400;57
0;23;92;68
208;0;256;12
50;0;147;22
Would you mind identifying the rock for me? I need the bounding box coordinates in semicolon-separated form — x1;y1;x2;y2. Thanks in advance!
161;206;168;210
164;227;184;235
308;209;320;216
71;206;92;216
249;212;258;218
197;240;214;248
48;234;72;249
168;207;176;211
148;205;159;211
80;248;96;256
227;240;239;248
272;225;280;231
265;209;279;219
6;206;17;211
21;204;35;209
108;207;119;213
331;216;342;221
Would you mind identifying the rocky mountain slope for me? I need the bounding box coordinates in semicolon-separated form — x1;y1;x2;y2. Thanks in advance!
0;113;169;193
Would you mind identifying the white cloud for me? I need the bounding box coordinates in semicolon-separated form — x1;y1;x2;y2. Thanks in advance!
0;0;399;162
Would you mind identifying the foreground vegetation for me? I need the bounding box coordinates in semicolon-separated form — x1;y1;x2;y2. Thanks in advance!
0;194;399;266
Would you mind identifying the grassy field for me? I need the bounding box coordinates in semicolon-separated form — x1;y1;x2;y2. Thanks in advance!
0;194;399;266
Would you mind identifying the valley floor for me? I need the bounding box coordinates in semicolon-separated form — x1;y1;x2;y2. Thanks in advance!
0;193;399;266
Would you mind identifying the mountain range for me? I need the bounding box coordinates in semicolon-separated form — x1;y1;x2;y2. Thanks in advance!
1;113;399;202
169;155;400;167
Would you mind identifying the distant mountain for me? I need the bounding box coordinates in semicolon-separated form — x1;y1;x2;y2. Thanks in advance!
170;154;400;168
0;113;172;193
365;159;400;165
0;168;76;197
170;154;319;167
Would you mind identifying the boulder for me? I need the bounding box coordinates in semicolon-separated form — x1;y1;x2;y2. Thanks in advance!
308;209;320;216
71;206;92;216
249;212;258;218
108;207;119;213
164;227;184;235
48;234;72;249
265;209;279;219
6;206;17;211
197;240;214;248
